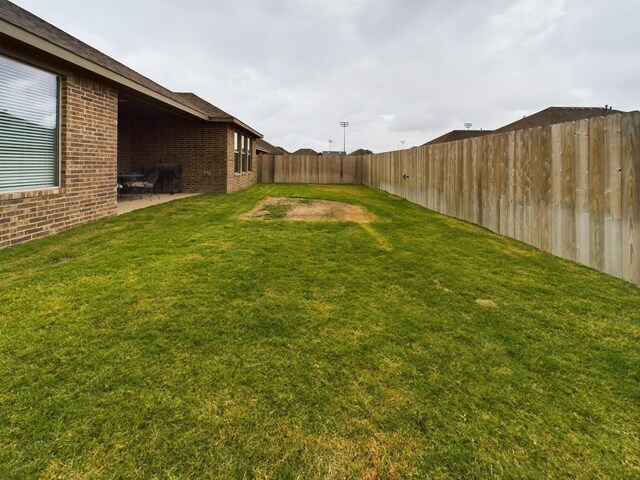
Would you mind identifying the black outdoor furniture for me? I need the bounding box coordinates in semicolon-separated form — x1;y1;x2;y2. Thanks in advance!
118;171;159;201
153;163;183;194
117;172;144;201
140;171;160;200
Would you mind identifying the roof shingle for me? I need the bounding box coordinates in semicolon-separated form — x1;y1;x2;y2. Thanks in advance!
0;0;260;135
422;130;493;146
493;107;623;134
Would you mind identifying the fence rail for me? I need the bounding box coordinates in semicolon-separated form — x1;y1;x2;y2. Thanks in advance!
256;111;640;284
257;154;365;184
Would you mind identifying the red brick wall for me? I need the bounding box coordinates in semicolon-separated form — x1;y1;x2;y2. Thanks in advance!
118;114;258;194
226;128;258;193
118;113;228;193
0;73;118;249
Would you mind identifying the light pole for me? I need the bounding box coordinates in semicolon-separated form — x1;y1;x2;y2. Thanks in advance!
328;139;333;152
340;121;349;153
400;140;406;149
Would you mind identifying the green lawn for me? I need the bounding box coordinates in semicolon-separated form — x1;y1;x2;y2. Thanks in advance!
1;184;639;479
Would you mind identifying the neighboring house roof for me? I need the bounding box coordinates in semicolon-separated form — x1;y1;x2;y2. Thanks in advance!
292;148;319;155
349;148;373;155
274;146;290;155
422;130;492;146
255;138;285;155
493;107;623;134
0;0;261;137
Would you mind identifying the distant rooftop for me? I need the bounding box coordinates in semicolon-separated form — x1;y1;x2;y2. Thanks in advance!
349;148;374;155
256;138;288;155
493;106;623;134
292;148;320;156
422;130;492;146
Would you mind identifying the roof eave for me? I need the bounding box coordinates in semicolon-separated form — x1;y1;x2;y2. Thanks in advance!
232;118;262;138
206;116;262;138
0;18;209;121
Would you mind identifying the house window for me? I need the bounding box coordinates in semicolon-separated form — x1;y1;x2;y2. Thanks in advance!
247;137;252;172
233;132;240;173
0;54;59;192
241;134;247;172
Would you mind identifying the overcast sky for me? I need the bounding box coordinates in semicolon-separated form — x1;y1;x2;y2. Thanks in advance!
12;0;640;153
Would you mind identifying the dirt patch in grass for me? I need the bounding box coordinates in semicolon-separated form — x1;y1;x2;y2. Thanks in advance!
433;279;452;293
243;197;376;223
476;299;498;308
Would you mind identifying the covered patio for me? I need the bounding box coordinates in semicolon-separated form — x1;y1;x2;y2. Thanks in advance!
117;93;200;195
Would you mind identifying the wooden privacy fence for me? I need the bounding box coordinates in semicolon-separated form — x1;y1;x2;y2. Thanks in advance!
257;154;366;184
256;111;640;285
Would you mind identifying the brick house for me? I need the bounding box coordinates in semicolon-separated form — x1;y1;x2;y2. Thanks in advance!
0;0;262;249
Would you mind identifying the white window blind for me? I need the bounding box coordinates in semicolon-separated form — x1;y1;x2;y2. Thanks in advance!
241;134;247;172
0;55;59;192
233;131;240;173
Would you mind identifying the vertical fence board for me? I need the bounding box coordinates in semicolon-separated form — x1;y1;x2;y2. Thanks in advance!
272;155;282;182
342;156;355;183
402;151;411;201
589;117;605;271
434;144;443;212
622;112;640;284
531;127;544;248
493;134;500;232
575;119;591;265
507;131;516;239
562;122;577;261
522;128;532;245
498;133;509;236
441;144;449;215
482;137;496;232
414;149;420;204
391;152;398;195
479;137;488;227
318;156;327;183
604;115;623;277
420;147;428;208
540;125;553;252
411;149;419;205
449;143;455;216
514;130;524;242
427;147;435;210
551;123;564;257
471;139;481;224
462;139;471;222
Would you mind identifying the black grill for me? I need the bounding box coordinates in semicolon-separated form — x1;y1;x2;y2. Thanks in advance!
153;163;182;194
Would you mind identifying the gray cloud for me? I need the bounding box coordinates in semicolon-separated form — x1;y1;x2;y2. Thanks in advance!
12;0;640;152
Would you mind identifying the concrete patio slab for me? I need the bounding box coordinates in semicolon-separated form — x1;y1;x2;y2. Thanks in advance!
117;193;199;215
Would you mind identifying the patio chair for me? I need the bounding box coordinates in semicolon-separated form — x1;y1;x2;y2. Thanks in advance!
141;170;160;201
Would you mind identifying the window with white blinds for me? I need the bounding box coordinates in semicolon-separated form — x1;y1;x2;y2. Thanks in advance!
234;132;240;173
247;137;252;172
0;55;59;192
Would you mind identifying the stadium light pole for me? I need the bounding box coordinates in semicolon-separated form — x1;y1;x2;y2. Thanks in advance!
340;121;349;153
